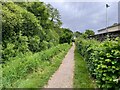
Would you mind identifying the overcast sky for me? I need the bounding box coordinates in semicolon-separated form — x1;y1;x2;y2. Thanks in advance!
41;0;118;33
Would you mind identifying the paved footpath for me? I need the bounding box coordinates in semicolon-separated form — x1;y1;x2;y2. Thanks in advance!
45;43;75;88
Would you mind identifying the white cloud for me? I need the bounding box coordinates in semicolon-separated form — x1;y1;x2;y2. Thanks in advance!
41;1;118;33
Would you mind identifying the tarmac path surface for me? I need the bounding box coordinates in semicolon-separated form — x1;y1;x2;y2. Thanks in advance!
45;43;75;88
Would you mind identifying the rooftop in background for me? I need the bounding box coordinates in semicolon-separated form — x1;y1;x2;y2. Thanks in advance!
98;23;120;34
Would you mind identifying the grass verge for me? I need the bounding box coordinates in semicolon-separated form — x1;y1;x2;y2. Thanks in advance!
12;45;71;88
2;43;71;88
74;48;96;88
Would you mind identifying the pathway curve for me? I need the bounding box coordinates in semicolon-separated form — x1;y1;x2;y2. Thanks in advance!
45;43;75;88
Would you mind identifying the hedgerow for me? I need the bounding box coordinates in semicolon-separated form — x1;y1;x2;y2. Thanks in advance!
76;38;120;88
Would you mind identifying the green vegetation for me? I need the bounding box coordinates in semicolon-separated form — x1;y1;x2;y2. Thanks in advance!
73;29;95;39
74;48;95;88
1;1;73;88
84;29;95;37
0;64;2;89
2;2;73;63
2;43;71;88
2;1;119;89
59;28;73;44
74;31;82;38
75;38;120;88
14;47;69;88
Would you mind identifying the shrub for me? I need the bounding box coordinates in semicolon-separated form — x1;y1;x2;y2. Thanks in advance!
76;38;120;88
2;43;70;88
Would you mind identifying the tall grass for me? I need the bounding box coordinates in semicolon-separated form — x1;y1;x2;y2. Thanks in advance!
2;43;71;88
13;50;69;88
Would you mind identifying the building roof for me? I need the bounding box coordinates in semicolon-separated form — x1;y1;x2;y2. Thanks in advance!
88;30;120;39
98;23;120;32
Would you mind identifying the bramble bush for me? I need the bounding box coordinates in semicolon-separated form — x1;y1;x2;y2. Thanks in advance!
76;38;120;88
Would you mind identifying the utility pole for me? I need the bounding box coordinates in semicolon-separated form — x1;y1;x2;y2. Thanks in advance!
106;4;110;33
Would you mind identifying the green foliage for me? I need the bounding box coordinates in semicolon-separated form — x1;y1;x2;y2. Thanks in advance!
13;45;70;88
74;31;82;38
0;64;2;89
28;35;41;52
84;29;95;37
59;28;73;44
76;38;120;88
2;2;73;88
47;4;62;26
2;2;45;59
2;2;73;63
18;2;61;45
17;2;50;28
2;43;70;88
74;48;95;88
2;2;44;39
81;33;88;39
77;29;95;39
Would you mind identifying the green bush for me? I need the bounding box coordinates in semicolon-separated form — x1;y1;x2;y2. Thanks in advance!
2;2;73;88
2;43;70;88
2;2;45;62
2;2;73;63
76;38;120;88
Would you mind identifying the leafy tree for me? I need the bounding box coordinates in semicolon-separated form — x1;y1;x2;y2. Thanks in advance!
2;2;46;62
81;33;88;39
59;28;73;44
2;2;45;41
74;31;82;38
2;1;72;63
19;2;60;45
47;4;61;23
84;29;95;37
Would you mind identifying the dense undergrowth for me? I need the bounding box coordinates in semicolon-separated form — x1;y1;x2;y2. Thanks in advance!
2;1;73;63
2;43;71;88
1;1;73;88
75;38;120;88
